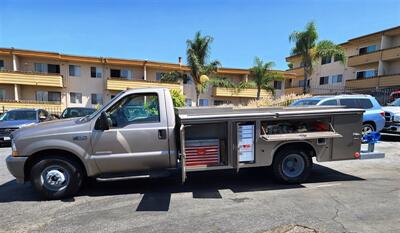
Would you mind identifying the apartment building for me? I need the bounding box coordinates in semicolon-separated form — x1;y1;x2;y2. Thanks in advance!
285;25;400;99
0;48;294;114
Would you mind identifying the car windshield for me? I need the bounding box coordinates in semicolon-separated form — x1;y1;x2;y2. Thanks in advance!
290;99;322;106
388;98;400;106
0;111;37;121
61;108;96;118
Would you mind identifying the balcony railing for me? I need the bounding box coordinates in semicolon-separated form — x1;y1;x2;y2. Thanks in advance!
213;87;271;98
106;78;182;91
347;50;381;67
286;67;304;77
0;70;63;87
381;46;400;61
0;99;63;114
345;73;400;89
348;46;400;67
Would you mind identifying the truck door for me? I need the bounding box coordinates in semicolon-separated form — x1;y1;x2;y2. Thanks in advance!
91;91;171;173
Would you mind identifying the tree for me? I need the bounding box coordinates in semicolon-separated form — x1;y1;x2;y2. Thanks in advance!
249;57;283;100
160;71;188;83
186;31;221;106
289;21;346;93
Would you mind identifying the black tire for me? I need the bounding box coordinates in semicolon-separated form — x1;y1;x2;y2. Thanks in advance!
30;156;83;199
273;148;312;184
361;123;375;136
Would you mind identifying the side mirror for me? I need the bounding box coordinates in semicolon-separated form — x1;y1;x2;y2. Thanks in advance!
95;112;111;131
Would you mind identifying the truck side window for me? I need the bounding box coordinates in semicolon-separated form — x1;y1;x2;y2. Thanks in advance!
107;93;160;128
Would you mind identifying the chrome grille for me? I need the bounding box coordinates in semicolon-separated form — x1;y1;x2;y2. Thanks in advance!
0;128;17;137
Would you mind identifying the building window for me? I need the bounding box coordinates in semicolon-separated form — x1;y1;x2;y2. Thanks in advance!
214;100;230;106
34;63;47;73
36;91;61;102
156;72;165;81
185;98;192;107
199;99;209;106
356;70;377;79
110;69;132;80
359;45;377;55
0;60;4;70
331;74;343;84
47;64;60;74
273;80;282;90
70;92;82;104
90;67;102;78
69;65;81;77
333;54;342;62
0;89;5;99
183;76;193;84
319;76;329;85
321;56;332;65
91;93;103;105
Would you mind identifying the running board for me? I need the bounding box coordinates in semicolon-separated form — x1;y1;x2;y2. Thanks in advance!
96;170;172;182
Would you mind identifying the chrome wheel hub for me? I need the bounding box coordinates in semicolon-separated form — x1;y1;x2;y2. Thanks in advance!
41;166;70;191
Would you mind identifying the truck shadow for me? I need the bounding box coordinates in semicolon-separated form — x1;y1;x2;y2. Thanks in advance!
380;133;400;142
0;164;364;208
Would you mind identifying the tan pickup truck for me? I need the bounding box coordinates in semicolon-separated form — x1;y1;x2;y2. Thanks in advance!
6;88;384;199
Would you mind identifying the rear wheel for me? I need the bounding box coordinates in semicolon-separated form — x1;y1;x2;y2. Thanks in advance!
273;148;312;184
361;123;375;136
30;156;83;199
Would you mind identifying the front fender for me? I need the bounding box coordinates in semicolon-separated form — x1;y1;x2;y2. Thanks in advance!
21;139;99;176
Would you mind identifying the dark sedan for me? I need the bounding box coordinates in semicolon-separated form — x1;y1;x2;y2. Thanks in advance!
60;107;96;119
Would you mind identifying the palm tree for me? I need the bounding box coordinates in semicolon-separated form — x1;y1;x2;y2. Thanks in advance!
249;57;283;100
289;21;346;93
186;31;221;106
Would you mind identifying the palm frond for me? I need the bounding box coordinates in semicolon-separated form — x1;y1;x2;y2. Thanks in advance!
316;40;346;63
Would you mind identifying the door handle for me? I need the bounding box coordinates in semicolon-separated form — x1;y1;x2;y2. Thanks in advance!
158;129;167;140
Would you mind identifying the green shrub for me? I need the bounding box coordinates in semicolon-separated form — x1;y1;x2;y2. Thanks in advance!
170;89;185;107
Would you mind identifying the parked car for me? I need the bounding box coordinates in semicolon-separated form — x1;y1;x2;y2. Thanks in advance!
60;107;96;119
290;95;385;134
382;98;400;133
0;109;51;145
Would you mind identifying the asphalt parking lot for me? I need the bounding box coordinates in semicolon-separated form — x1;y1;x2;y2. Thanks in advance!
0;136;400;233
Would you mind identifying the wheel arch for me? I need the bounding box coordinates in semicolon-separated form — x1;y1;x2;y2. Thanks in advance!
271;141;316;163
24;149;87;182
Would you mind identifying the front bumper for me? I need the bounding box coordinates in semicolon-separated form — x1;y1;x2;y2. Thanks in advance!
382;122;400;133
6;155;28;183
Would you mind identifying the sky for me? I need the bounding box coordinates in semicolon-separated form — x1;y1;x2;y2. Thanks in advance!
0;0;399;70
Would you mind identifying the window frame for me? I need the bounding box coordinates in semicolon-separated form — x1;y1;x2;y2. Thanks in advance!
69;65;81;77
90;67;102;78
319;76;329;85
106;92;161;128
70;92;83;104
273;80;282;90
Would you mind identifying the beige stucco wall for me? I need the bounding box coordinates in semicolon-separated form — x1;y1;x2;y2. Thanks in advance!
0;55;13;70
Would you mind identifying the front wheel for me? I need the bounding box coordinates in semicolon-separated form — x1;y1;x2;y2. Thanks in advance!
30;156;83;199
273;148;312;184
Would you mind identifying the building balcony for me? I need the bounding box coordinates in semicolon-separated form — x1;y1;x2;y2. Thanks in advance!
106;78;182;91
213;87;271;98
345;73;400;89
0;70;63;87
381;46;400;61
0;99;63;113
284;87;303;95
347;51;381;67
287;67;304;77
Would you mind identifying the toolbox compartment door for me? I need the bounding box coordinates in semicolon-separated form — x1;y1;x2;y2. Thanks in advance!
332;114;362;160
180;125;186;183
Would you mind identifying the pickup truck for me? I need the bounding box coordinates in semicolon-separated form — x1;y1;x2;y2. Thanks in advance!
6;88;384;199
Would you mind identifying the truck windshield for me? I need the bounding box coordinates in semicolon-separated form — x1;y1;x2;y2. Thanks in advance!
0;111;37;121
290;99;321;106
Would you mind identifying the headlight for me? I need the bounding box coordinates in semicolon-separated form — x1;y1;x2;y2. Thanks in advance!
11;139;18;156
394;115;400;122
